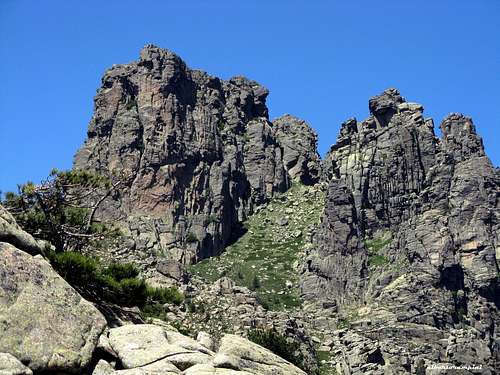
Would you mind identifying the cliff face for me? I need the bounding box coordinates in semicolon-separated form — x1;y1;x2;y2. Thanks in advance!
74;45;314;265
302;88;500;372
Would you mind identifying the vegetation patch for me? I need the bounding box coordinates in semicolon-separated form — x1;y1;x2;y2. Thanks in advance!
47;250;183;309
368;254;389;267
364;231;392;268
364;231;392;254
189;183;325;310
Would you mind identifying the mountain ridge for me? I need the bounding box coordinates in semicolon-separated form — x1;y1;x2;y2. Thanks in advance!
72;45;500;373
0;45;498;374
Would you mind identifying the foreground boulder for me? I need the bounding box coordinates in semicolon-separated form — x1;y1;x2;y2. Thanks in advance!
0;353;33;375
0;242;107;373
216;334;306;375
94;324;306;375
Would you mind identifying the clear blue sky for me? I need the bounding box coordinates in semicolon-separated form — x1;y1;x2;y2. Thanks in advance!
1;1;499;194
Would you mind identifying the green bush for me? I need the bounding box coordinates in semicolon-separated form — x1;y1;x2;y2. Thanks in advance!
49;251;99;285
47;250;183;308
119;278;148;306
141;303;169;321
98;273;121;291
103;262;140;281
251;275;261;290
368;254;389;267
146;285;184;305
248;329;305;371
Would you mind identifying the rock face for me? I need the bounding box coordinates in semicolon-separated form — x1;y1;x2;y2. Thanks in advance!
302;88;500;373
74;45;296;266
274;115;321;185
93;324;306;375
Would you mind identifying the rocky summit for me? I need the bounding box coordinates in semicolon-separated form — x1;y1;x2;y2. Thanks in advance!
1;45;499;375
74;45;293;267
301;89;499;373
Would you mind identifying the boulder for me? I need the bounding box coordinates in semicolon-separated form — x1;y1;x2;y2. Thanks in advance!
216;334;307;375
92;359;180;375
0;353;33;375
183;364;253;375
0;242;106;373
97;324;307;375
107;325;213;369
196;331;215;352
156;260;187;282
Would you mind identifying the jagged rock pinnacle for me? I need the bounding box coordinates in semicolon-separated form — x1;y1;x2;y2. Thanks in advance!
304;89;499;373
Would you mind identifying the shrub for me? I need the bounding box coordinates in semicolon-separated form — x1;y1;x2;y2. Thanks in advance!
103;262;140;281
49;251;99;285
247;329;305;371
118;278;148;306
146;286;184;305
98;273;121;291
141;303;169;321
368;254;389;267
47;250;183;308
185;298;197;313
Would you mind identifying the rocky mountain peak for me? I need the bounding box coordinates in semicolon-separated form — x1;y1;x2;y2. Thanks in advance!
2;43;499;373
303;88;499;372
73;46;320;268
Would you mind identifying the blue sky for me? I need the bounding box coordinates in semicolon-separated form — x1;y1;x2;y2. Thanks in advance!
1;1;499;194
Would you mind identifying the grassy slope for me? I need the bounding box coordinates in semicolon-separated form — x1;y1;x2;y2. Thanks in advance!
189;183;325;310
